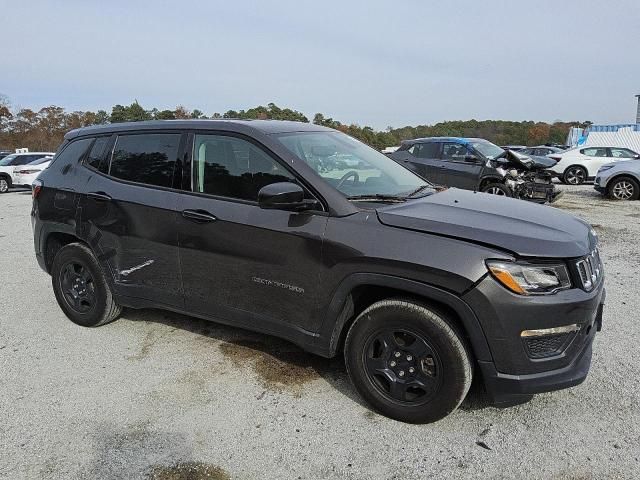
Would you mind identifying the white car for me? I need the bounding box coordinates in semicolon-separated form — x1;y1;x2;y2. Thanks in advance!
0;152;55;193
549;146;639;185
594;159;640;200
12;156;53;187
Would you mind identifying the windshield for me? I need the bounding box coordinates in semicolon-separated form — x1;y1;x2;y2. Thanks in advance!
470;141;505;160
0;154;17;166
275;131;431;199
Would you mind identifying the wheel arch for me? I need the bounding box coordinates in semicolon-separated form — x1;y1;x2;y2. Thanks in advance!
319;273;493;363
43;231;87;273
605;172;640;188
605;173;640;199
0;172;12;186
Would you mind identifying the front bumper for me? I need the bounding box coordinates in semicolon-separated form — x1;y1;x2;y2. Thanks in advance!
593;175;608;194
518;180;558;204
463;274;605;406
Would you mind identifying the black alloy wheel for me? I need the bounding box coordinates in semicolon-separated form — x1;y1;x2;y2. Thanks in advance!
51;242;122;327
59;260;96;314
345;299;472;423
363;328;443;404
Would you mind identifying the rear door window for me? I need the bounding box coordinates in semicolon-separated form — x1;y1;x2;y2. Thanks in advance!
410;143;440;159
109;133;181;188
581;148;607;157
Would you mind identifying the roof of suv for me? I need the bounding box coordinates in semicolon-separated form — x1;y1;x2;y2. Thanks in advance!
402;137;488;145
64;119;331;140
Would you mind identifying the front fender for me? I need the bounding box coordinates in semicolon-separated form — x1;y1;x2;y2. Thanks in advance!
315;272;493;363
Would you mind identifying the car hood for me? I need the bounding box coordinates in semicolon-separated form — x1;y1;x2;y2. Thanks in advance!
503;150;556;170
601;160;640;172
376;188;595;258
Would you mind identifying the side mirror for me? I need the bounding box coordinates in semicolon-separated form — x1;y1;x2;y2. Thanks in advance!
464;154;481;163
258;182;319;212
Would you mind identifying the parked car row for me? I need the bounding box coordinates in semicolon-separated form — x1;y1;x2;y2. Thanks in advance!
548;146;639;185
0;152;54;193
388;137;560;203
387;138;640;202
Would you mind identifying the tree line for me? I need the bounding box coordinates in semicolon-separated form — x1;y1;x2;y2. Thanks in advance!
0;95;591;152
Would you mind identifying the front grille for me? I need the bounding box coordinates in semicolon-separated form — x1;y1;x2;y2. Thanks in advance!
575;248;602;292
523;332;575;359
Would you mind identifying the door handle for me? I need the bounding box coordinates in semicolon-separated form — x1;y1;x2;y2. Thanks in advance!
181;209;217;223
87;191;112;202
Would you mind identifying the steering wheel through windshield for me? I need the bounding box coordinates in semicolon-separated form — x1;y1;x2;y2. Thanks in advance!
337;170;360;189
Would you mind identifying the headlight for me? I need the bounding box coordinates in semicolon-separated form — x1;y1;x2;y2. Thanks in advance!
486;260;571;295
598;165;614;173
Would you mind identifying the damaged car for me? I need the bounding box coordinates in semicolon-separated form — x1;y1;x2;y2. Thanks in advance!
388;137;559;203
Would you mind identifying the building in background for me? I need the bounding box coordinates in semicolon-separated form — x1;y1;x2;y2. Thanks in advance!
578;124;640;152
565;95;640;151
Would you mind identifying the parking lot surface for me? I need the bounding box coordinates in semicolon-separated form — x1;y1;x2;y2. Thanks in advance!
1;186;639;479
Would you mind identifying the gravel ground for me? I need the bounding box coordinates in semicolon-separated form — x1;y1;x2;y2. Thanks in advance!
0;185;639;479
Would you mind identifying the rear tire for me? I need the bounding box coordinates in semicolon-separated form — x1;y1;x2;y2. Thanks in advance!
563;165;587;185
344;299;472;423
51;242;121;327
607;176;640;200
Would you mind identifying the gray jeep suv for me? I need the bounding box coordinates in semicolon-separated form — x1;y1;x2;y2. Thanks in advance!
32;120;604;423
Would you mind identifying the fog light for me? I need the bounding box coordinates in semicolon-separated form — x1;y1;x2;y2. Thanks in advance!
520;324;581;337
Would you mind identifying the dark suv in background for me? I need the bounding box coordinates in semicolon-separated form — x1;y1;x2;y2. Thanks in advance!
389;137;558;202
32;120;604;423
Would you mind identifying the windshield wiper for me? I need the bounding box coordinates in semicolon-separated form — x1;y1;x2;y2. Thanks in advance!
405;184;434;198
346;194;407;202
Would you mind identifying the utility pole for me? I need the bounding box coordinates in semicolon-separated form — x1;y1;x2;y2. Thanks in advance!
636;94;640;124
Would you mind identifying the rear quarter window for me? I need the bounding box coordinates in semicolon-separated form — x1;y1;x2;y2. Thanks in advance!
85;136;111;173
51;138;94;169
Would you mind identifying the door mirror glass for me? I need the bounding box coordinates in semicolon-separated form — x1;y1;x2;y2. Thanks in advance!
258;182;318;211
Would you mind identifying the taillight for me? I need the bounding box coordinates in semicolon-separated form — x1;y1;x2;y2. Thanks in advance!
32;179;43;199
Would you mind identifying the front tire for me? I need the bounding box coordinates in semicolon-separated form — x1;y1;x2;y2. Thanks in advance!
344;299;472;423
51;243;122;327
607;176;640;200
563;166;587;185
0;177;9;193
481;182;511;196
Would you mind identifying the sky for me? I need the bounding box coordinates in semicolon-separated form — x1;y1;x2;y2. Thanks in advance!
1;0;639;130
